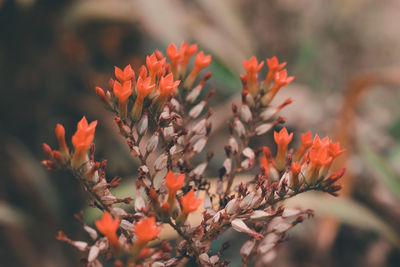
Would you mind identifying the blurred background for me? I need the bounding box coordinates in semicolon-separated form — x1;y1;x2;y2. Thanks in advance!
1;0;400;266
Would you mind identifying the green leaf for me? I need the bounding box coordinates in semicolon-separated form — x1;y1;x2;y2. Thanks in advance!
360;141;400;200
286;192;400;249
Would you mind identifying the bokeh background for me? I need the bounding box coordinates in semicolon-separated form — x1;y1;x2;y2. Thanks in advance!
1;0;400;266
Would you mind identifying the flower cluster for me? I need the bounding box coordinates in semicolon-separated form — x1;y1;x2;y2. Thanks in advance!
43;43;345;266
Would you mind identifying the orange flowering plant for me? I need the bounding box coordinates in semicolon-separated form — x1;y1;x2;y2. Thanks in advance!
43;42;345;266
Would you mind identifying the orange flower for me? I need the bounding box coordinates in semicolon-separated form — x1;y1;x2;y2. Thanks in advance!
115;65;135;82
165;170;185;194
194;51;211;72
167;43;183;76
146;53;166;83
181;41;198;74
243;56;264;74
134;217;161;245
165;170;185;211
184;51;211;88
263;56;286;90
113;80;132;104
95;211;120;247
55;123;70;160
290;161;302;190
71;116;97;168
180;189;202;214
159;73;180;97
293;131;313;162
243;57;264;97
261;69;294;106
136;76;154;101
274;128;293;171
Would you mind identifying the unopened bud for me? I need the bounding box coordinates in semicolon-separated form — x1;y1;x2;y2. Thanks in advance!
228;135;239;154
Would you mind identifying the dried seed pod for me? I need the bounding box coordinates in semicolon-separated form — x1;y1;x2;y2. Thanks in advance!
242;147;255;159
255;123;274;135
193;162;207;177
225;198;240;215
193;137;207;153
189;101;206;119
138;114;148;136
163;125;175;140
231;219;263;239
257;233;279;254
147;134;159;153
84;225;98;240
267;217;292;234
71;241;88;251
223;158;232;175
154;153;168;171
199;253;210;265
101;195;117;205
88;245;100;262
191;118;207;136
233;118;246;137
131;146;140;157
186;85;202;103
135;195;145;212
239;104;252;123
240;240;255;259
228;135;239;154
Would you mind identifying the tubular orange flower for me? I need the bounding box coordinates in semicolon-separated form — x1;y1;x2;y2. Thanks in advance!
263;56;286;90
165;170;185;193
181;41;198;75
290;161;302;190
180;189;202;214
134;217;161;246
71;116;97;168
176;189;202;225
165;170;185;211
146;53;166;84
55;123;70;160
304;135;333;184
113;80;132;118
274;128;293;171
115;65;135;82
293;131;313;162
159;73;180;97
95;212;120;248
184;51;211;88
261;69;294;106
113;80;132;104
167;43;183;76
243;56;264;97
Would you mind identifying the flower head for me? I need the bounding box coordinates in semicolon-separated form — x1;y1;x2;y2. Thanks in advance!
293;131;313;162
274;128;293;170
274;69;294;88
72;117;97;154
146;53;166;82
194;51;212;71
180;189;202;214
136;76;154;100
134;217;161;244
115;65;135;82
165;170;185;194
159;73;180;97
181;41;198;66
95;212;120;247
243;56;264;75
266;56;286;73
113;80;132;104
